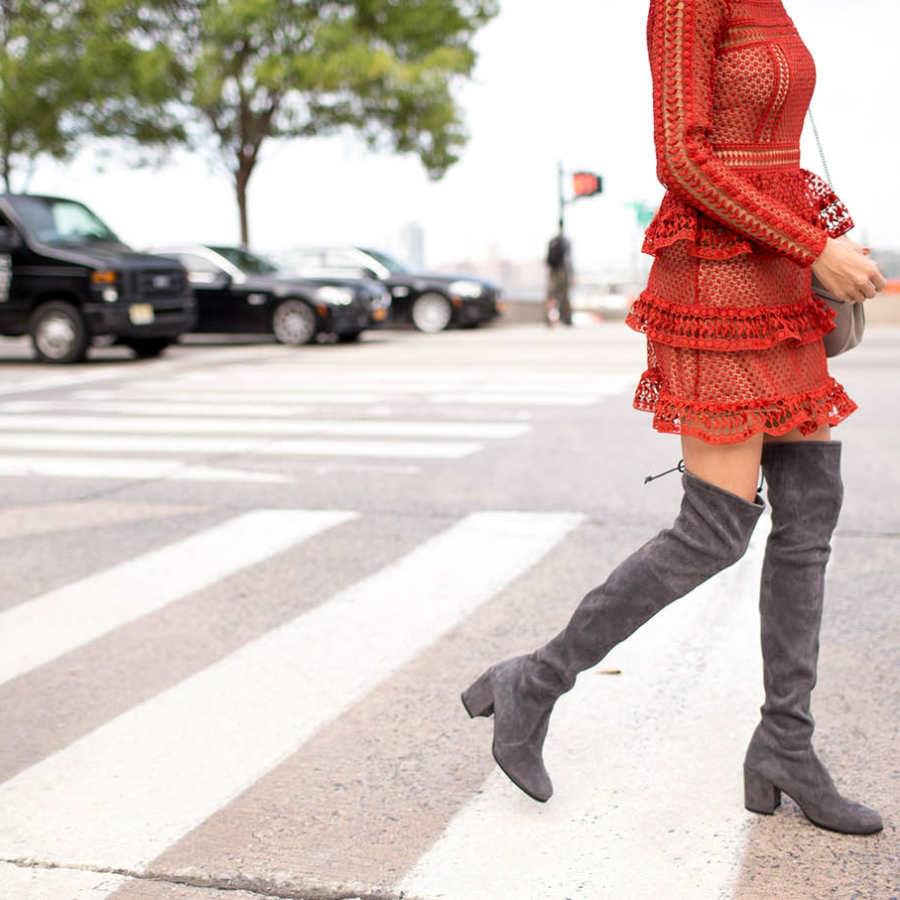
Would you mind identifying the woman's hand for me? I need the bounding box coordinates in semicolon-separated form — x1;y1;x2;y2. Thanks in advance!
812;237;887;302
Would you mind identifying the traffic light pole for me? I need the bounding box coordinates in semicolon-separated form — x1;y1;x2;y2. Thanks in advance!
557;161;566;233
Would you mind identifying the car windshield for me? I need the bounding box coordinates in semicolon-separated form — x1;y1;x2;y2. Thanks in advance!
209;245;279;274
359;248;411;275
7;196;120;246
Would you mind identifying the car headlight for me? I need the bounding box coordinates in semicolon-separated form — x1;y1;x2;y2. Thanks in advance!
314;286;354;306
448;280;484;299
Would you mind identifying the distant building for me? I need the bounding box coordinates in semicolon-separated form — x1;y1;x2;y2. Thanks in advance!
400;222;426;271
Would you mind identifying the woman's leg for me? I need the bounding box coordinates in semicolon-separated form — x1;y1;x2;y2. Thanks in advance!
744;425;882;833
462;436;765;802
681;432;764;501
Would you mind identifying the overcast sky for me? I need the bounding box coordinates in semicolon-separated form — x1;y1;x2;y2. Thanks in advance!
27;0;900;270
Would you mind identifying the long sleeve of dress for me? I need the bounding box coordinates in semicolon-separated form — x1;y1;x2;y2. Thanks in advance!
649;0;830;267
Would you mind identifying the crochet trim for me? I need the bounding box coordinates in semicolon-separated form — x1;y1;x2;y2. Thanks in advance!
626;290;836;351
633;370;857;445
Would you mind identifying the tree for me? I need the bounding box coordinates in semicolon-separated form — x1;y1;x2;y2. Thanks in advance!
155;0;498;246
0;0;183;192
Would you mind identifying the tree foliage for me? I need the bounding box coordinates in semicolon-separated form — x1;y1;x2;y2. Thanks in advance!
0;0;183;191
0;1;497;244
154;0;499;244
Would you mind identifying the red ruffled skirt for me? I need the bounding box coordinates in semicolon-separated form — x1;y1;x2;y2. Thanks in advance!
627;168;857;445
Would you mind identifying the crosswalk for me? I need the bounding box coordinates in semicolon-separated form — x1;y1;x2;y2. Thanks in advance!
0;510;355;685
0;501;771;899
0;366;632;483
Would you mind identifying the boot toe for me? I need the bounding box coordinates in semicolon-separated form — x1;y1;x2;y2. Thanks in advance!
805;798;884;835
841;803;883;835
492;743;553;802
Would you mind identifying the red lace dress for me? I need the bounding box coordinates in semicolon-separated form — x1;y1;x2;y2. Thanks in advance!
627;0;857;444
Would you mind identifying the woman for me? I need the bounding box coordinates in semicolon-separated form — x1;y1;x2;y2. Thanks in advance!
462;0;885;835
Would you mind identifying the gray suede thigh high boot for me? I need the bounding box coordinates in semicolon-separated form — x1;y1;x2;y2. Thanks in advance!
462;469;765;802
743;440;883;834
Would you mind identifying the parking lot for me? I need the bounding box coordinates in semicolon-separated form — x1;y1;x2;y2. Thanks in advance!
0;321;895;899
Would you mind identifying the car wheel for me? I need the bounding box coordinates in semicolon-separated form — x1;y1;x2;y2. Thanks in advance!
125;338;171;359
411;292;453;333
337;330;363;343
272;299;317;345
29;301;89;364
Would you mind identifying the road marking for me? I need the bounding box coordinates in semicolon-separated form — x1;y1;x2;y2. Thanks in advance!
0;433;482;459
400;518;771;900
429;392;604;406
0;861;128;898
0;456;289;483
0;399;316;418
77;389;384;404
0;511;582;871
238;438;480;459
0;369;126;398
175;368;631;391
119;372;633;395
0;414;528;439
0;509;354;687
0;433;263;454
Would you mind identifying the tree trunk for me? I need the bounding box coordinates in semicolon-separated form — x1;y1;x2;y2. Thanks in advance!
1;151;11;193
235;160;254;248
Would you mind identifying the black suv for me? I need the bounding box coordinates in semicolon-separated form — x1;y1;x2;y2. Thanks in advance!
148;244;387;344
0;194;195;363
278;246;503;333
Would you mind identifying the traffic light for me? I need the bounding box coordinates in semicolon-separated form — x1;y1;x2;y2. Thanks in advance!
572;171;603;198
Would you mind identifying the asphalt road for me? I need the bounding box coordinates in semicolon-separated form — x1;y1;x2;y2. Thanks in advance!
0;323;896;900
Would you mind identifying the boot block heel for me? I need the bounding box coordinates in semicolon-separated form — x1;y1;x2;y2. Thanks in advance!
461;669;495;718
744;767;782;815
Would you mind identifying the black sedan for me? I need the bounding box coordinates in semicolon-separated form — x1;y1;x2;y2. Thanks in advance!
277;246;504;333
147;244;389;344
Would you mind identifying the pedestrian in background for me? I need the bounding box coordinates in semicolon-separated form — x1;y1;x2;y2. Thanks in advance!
545;226;573;327
462;0;886;835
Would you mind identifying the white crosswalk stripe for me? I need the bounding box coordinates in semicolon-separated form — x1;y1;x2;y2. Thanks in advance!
0;413;529;439
429;391;600;406
76;389;383;405
107;370;632;403
0;362;627;480
400;521;770;900
0;455;290;483
0;430;475;455
0;510;355;686
0;510;582;873
0;502;776;900
0;433;483;459
1;399;318;418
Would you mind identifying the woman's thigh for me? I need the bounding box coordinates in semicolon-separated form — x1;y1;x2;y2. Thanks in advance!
680;424;834;501
680;433;764;502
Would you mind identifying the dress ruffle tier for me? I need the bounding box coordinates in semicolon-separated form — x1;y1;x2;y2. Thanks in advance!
633;366;857;445
626;167;859;445
634;0;860;445
640;168;854;262
627;289;837;352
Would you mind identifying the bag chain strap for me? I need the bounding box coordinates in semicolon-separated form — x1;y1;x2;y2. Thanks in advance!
807;107;833;188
